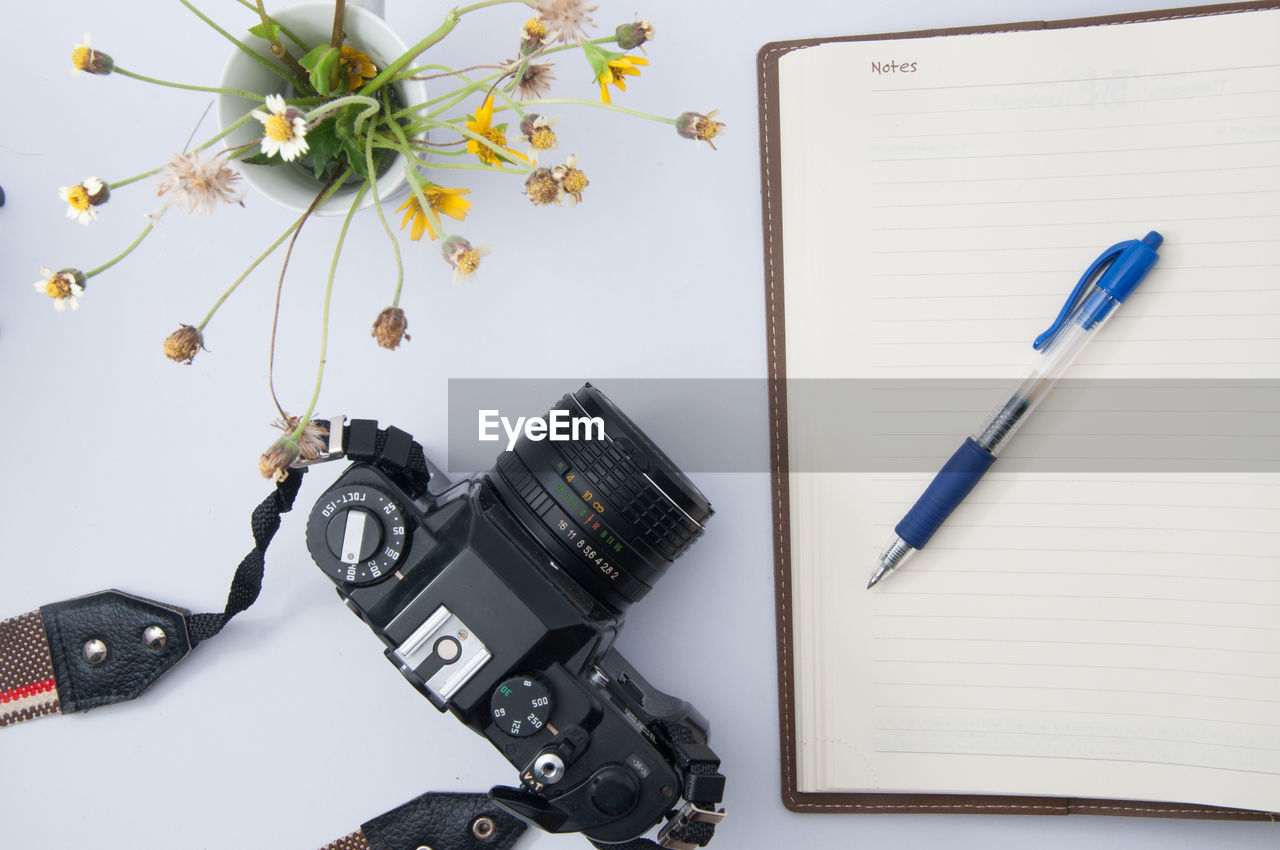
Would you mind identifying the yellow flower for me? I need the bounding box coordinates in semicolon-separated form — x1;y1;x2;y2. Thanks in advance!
340;46;378;93
464;96;528;167
597;54;648;104
395;184;472;242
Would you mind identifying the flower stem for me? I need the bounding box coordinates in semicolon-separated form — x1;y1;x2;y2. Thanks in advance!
178;0;307;92
254;0;312;85
112;67;261;99
108;168;163;191
365;116;404;307
85;223;153;278
108;112;254;191
356;8;466;97
512;98;678;124
197;179;346;330
233;0;308;50
291;179;367;442
305;94;380;128
268;174;339;420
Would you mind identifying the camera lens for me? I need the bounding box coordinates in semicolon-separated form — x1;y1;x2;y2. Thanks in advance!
486;384;713;613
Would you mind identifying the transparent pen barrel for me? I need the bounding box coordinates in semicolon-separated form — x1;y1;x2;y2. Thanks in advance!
973;291;1120;455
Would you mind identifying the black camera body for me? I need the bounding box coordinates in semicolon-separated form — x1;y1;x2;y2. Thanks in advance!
304;386;724;846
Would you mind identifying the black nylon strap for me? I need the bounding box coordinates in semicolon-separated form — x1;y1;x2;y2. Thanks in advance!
186;467;308;645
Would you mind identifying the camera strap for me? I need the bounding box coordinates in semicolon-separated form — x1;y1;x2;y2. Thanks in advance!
0;419;723;850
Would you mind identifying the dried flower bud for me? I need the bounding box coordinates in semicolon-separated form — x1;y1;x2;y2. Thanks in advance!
441;235;489;285
615;19;654;51
163;324;205;364
676;109;726;150
515;61;556;100
552;153;589;205
524;167;563;206
71;34;113;76
371;306;410;350
258;436;300;481
273;414;329;462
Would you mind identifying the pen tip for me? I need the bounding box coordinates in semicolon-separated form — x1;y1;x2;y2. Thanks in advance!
866;565;887;590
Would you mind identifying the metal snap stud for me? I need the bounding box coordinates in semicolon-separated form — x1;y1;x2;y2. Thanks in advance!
82;638;108;665
471;816;497;841
143;625;168;651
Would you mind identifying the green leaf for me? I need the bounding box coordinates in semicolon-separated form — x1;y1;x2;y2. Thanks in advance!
305;117;344;180
248;22;283;42
341;138;369;179
299;45;341;96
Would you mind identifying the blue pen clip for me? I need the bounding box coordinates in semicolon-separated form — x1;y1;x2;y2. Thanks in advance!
1033;231;1163;351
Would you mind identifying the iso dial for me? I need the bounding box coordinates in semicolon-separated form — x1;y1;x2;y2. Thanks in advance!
306;484;407;585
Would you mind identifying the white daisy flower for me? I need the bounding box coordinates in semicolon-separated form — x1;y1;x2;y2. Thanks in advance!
58;176;108;225
251;94;309;162
34;267;86;312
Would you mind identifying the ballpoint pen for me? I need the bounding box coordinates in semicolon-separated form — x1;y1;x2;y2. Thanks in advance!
866;231;1164;589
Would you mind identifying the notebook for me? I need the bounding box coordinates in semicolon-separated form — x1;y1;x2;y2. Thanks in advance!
758;2;1280;818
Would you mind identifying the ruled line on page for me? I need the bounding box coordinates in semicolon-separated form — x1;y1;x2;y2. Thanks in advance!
874;704;1280;728
873;164;1280;185
873;636;1280;655
872;191;1280;208
869;246;1278;257
870;214;1280;231
874;727;1280;754
871;87;1280;117
872;682;1280;705
873;613;1280;632
874;658;1280;681
870;139;1280;163
871;749;1280;778
873;113;1280;139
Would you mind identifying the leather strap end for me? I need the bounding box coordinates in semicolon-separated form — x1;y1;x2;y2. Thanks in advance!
358;791;527;850
40;589;192;714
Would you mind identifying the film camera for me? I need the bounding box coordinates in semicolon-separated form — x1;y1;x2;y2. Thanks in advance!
303;385;725;847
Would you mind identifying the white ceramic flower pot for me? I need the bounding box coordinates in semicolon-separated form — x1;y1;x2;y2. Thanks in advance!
217;1;423;215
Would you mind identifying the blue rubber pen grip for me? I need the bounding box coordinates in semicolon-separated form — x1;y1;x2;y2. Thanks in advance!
894;437;996;550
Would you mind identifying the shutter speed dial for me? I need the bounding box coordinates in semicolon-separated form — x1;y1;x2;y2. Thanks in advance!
305;484;407;585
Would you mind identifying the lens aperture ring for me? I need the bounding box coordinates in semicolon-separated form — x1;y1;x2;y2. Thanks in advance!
494;451;652;608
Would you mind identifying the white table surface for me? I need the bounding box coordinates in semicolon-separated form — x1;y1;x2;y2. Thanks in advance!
1;0;1274;847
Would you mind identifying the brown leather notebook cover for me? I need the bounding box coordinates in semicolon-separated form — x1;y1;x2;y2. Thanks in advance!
758;1;1280;820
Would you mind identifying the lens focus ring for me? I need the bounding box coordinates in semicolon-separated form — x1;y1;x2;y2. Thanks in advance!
553;438;702;561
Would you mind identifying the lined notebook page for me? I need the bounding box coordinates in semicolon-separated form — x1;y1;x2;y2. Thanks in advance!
777;9;1280;811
